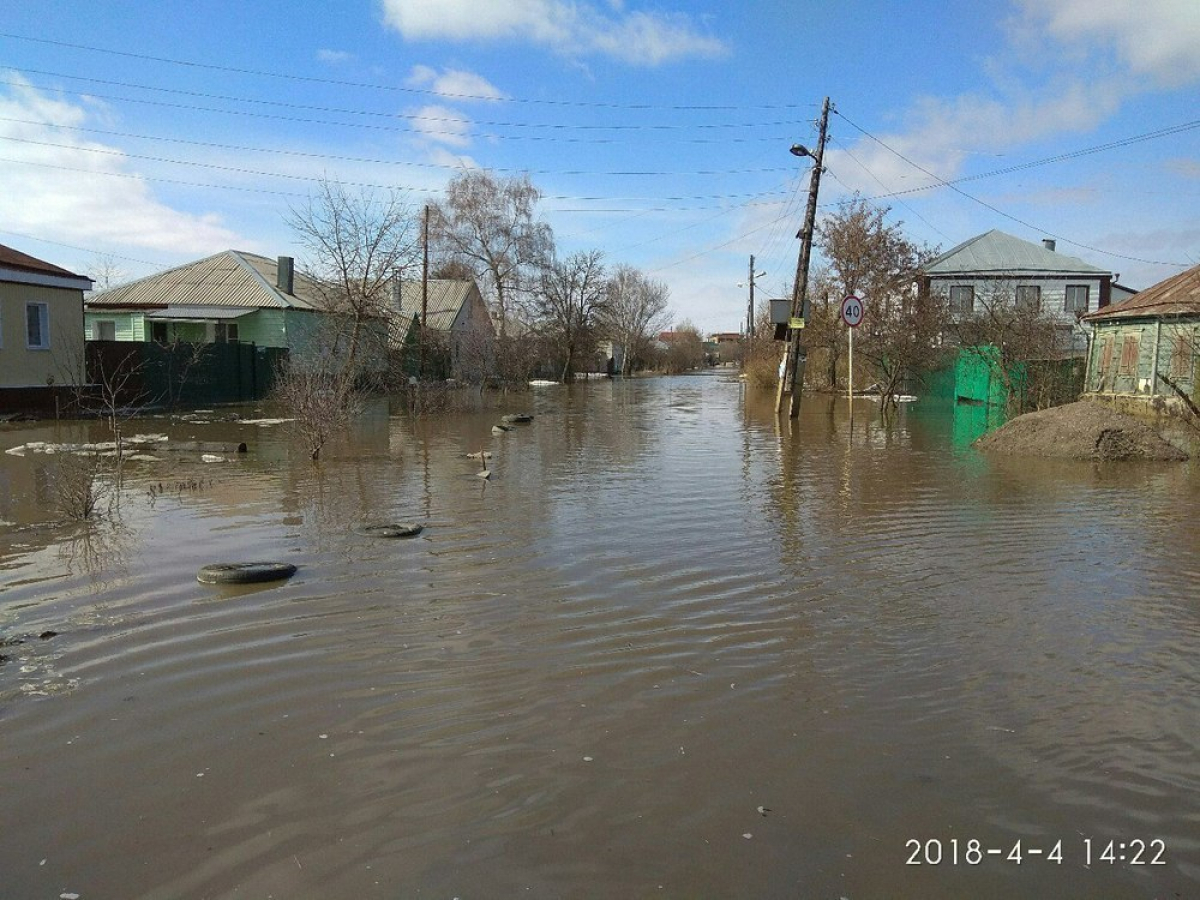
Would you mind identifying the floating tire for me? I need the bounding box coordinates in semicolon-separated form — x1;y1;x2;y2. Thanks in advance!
352;523;424;539
197;562;297;585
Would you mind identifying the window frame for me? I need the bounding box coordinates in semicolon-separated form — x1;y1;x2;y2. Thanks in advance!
94;319;117;341
1064;284;1090;314
949;285;975;314
25;301;50;350
1015;285;1042;313
1169;331;1194;379
1118;334;1140;376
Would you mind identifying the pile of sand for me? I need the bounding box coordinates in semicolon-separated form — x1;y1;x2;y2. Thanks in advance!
974;401;1188;461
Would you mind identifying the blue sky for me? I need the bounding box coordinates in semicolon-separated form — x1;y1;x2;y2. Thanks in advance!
1;0;1197;332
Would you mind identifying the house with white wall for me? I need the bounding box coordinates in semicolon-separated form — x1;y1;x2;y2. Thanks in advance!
919;230;1127;353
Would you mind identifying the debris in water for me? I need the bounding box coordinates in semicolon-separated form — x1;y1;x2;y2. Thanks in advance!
742;833;752;840
757;806;770;816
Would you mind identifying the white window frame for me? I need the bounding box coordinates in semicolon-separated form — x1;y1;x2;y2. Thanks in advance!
26;301;50;350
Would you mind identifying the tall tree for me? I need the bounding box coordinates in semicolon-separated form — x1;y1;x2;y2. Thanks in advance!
287;177;420;374
433;170;554;341
533;249;608;383
600;265;671;376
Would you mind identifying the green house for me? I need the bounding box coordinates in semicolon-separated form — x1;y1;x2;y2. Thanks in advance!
1084;263;1199;405
85;250;325;352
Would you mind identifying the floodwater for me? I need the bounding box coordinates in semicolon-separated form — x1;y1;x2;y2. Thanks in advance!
1;374;1198;900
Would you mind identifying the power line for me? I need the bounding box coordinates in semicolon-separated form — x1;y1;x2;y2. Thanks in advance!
0;114;794;177
834;109;1191;267
10;68;812;132
0;76;796;146
0;32;815;112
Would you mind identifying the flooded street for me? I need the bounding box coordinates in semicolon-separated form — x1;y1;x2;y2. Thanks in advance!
2;373;1198;899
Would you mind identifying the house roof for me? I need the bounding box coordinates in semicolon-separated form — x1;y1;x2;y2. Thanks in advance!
0;242;93;290
924;230;1110;277
86;250;321;311
395;279;485;331
1083;264;1200;322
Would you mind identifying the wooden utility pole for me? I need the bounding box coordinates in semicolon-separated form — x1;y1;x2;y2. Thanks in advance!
776;96;832;418
420;204;430;380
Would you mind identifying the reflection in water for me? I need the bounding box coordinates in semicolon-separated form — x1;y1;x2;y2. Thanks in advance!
1;376;1198;899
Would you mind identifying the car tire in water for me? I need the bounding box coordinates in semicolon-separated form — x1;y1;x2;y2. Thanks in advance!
196;562;298;584
352;523;424;538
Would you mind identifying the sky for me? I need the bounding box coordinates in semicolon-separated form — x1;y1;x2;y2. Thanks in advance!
1;0;1197;334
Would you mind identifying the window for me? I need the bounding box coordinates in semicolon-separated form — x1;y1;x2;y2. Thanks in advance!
215;322;239;343
94;320;116;341
151;322;169;343
26;302;49;349
1015;285;1041;312
949;285;974;314
1170;331;1194;379
1064;285;1090;314
1118;334;1140;376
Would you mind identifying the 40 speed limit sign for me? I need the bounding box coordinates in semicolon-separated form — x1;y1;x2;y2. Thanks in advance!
841;295;865;328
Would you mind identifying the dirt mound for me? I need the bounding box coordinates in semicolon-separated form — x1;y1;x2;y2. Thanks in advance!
974;401;1189;461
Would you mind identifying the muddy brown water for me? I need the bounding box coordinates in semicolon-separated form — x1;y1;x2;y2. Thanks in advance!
1;374;1198;899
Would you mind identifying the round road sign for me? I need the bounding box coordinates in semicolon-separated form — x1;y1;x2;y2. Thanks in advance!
841;295;864;328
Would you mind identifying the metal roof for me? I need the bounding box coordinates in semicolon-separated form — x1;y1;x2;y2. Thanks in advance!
145;306;258;320
396;279;484;331
86;250;323;311
1084;265;1200;322
0;242;85;278
925;230;1110;277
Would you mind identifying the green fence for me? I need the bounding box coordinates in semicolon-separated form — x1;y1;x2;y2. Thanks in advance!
85;341;286;410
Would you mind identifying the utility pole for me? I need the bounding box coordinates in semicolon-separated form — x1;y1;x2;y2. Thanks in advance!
776;96;832;418
420;203;430;380
746;254;757;339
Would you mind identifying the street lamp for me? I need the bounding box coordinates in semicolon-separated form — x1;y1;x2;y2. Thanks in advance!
776;97;832;418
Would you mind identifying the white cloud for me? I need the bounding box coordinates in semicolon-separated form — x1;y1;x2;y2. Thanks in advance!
409;104;474;148
316;49;354;64
0;74;242;256
1016;0;1200;87
380;0;727;65
828;78;1127;200
406;65;506;101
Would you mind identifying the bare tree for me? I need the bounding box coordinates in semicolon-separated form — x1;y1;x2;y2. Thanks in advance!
433;171;554;384
287;177;420;376
813;198;941;405
86;253;128;293
531;250;608;383
659;321;706;374
600;265;671;376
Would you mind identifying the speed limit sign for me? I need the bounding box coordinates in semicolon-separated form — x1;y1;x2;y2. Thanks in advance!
841;295;864;328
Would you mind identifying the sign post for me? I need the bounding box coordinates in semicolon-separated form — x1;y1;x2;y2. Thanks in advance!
841;295;864;403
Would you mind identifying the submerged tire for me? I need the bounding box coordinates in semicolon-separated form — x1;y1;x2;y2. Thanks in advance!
197;562;297;585
352;523;424;538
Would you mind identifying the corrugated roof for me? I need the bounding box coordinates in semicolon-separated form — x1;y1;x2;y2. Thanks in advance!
925;230;1109;276
87;251;322;311
396;279;481;331
0;242;85;278
1084;264;1200;322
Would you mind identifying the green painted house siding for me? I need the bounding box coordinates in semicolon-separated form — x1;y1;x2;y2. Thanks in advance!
1089;319;1199;400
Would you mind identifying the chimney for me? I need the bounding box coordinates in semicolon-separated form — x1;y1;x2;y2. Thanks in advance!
1042;239;1056;252
392;274;403;311
277;256;294;294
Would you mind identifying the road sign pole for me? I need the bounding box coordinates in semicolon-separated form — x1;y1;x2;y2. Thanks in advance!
848;324;853;404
